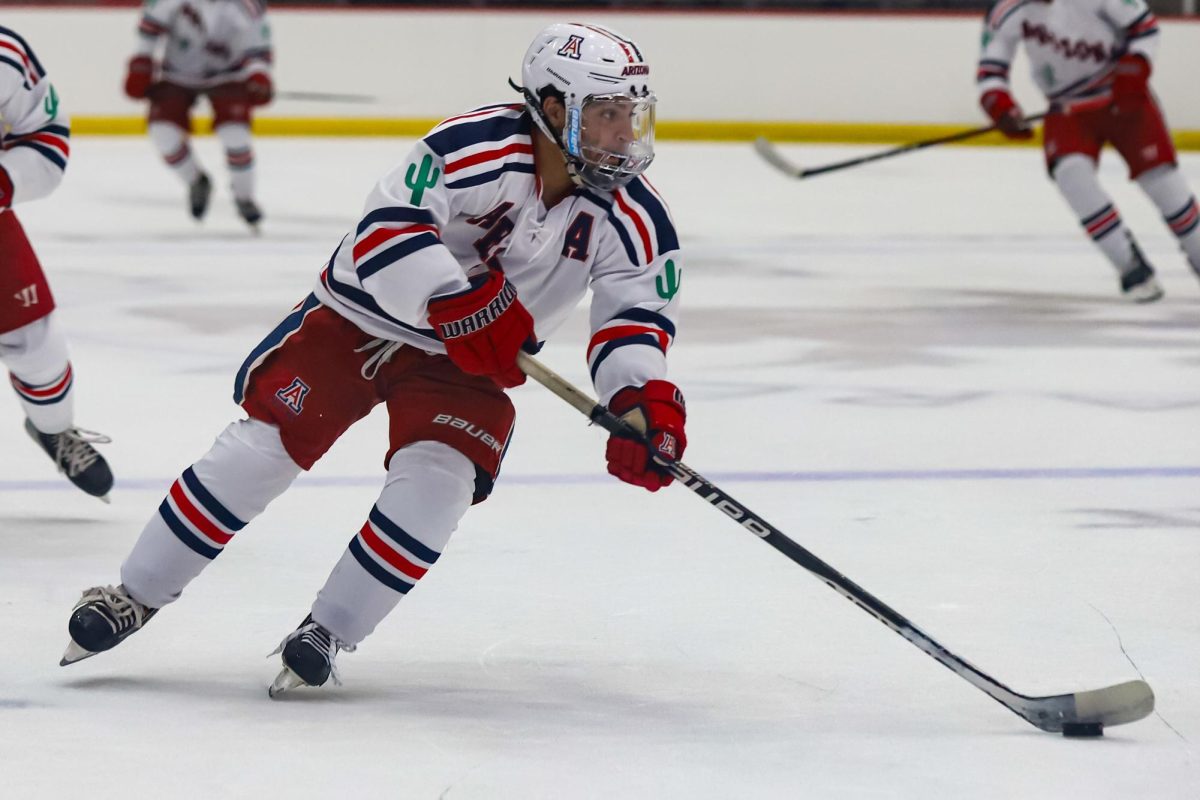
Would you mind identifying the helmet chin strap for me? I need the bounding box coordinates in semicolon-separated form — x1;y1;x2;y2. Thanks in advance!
509;78;586;189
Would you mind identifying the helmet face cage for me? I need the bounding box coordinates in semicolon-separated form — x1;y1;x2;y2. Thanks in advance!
565;93;656;192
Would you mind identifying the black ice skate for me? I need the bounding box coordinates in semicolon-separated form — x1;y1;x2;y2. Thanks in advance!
25;419;114;502
189;172;212;220
268;615;354;698
235;197;262;231
1120;241;1164;303
61;585;158;666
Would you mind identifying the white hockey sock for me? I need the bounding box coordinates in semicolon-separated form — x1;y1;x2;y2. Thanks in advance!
310;441;475;646
1052;154;1138;275
149;121;202;185
0;314;74;433
1135;165;1200;274
120;418;301;608
215;123;255;201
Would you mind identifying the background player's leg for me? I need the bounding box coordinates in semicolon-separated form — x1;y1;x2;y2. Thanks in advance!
211;87;262;227
214;123;257;213
147;85;209;220
270;441;474;693
120;418;302;609
1135;165;1200;280
1;315;113;499
1051;154;1161;300
2;314;73;434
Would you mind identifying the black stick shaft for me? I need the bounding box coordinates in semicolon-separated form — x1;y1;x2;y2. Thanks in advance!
516;353;1030;711
763;112;1046;179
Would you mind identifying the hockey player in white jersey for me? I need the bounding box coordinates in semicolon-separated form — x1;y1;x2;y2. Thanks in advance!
1;27;114;500
62;23;686;696
124;0;273;227
978;0;1199;301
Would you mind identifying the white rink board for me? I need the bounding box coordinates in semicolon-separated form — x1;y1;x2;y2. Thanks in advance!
2;8;1199;126
0;138;1198;798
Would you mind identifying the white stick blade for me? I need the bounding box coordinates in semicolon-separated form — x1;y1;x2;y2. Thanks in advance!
752;137;802;177
1072;679;1155;727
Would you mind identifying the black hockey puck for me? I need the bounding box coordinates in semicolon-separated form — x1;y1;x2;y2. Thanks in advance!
1061;722;1104;738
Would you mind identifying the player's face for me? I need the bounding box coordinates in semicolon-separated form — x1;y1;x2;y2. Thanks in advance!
581;99;638;157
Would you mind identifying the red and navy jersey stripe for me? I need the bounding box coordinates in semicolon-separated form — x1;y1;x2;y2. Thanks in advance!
588;307;675;380
425;106;528;160
0;26;46;89
582;177;679;267
348;505;442;594
158;467;248;559
1125;11;1159;41
425;107;536;191
5;124;71;171
138;16;170;38
352;207;441;281
976;59;1010;83
319;240;439;341
985;0;1032;31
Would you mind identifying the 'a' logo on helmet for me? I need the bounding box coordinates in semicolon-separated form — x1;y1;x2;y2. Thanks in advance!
557;34;584;60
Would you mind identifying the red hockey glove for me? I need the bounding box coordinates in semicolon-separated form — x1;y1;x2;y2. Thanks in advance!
1111;54;1151;113
427;270;537;389
246;72;273;106
0;166;13;211
123;56;154;100
981;90;1033;140
606;381;687;492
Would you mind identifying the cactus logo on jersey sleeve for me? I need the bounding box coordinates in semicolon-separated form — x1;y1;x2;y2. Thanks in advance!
43;85;59;119
656;259;680;300
405;154;440;206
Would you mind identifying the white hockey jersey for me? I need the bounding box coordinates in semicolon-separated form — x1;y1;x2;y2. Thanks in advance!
312;103;682;404
135;0;272;89
977;0;1160;110
0;26;69;206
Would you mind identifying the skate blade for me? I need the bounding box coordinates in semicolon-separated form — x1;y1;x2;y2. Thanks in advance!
60;639;97;667
268;666;307;698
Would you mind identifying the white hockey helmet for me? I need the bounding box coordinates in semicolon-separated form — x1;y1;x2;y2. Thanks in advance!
517;23;656;191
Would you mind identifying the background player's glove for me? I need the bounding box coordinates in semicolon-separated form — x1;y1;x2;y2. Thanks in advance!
1111;54;1151;114
981;90;1033;140
123;56;154;100
245;73;273;106
427;269;537;389
0;166;13;212
605;381;687;492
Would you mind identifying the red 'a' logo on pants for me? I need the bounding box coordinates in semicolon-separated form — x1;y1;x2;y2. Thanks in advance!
275;377;310;414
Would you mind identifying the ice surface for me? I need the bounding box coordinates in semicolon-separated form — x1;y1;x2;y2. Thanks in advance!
0;138;1197;798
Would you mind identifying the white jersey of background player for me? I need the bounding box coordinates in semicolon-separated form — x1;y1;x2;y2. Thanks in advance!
61;24;688;698
0;26;114;500
978;0;1200;300
124;0;273;226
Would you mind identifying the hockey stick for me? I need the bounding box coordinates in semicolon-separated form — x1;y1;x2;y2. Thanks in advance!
754;113;1047;180
274;90;378;104
517;352;1154;734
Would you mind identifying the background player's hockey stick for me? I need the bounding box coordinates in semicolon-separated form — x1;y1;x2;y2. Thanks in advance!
274;90;378;104
517;351;1153;736
754;112;1047;180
